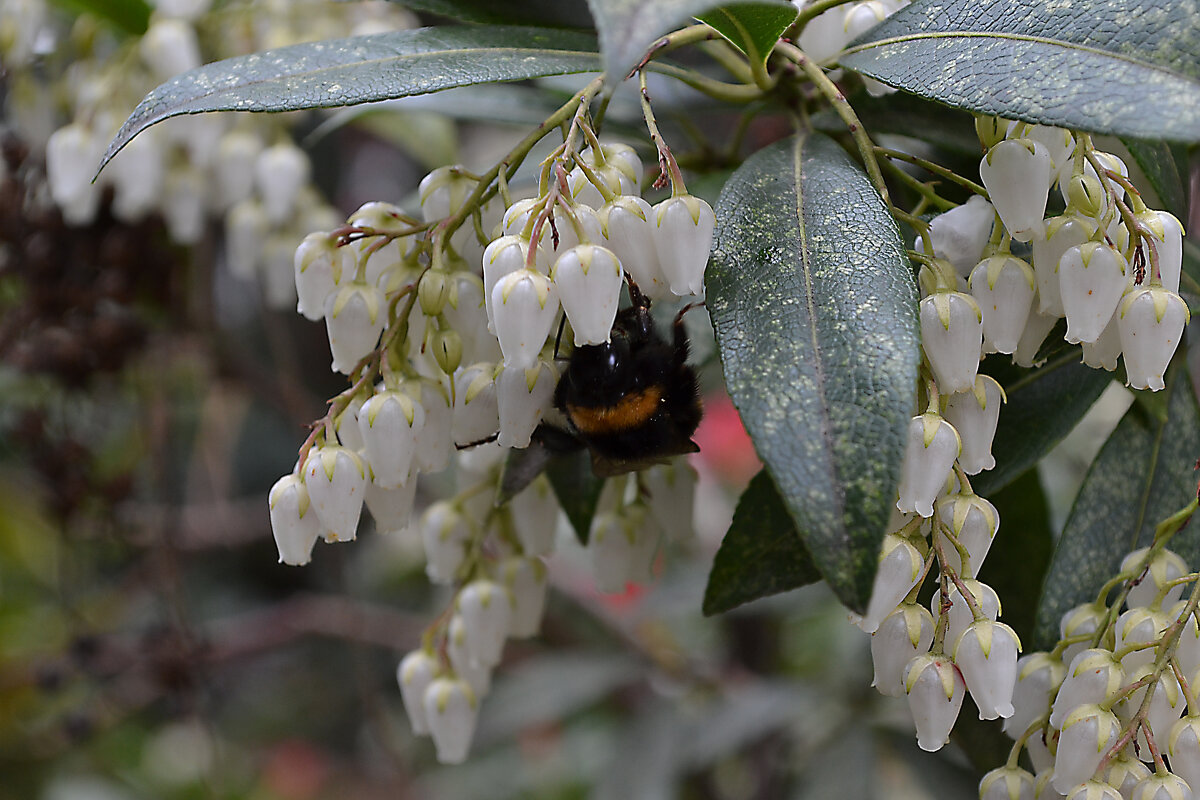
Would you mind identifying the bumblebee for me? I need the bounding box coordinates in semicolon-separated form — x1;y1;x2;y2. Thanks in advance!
551;284;703;476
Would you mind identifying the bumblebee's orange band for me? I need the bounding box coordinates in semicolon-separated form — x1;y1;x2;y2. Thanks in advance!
566;386;662;435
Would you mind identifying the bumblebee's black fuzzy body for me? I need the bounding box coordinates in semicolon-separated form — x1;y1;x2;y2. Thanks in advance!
552;296;702;475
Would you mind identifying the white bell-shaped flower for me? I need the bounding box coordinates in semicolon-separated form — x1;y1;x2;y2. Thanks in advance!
1050;648;1124;729
552;203;605;255
935;579;1002;653
1081;311;1123;372
1105;756;1151;799
1117;287;1189;392
1168;716;1200;795
496;360;557;449
652;194;715;296
954;619;1021;720
1032;214;1100;318
500;557;548;638
509;475;561;557
980;765;1036;800
1013;309;1060;368
600;195;669;299
871;603;935;697
1065;781;1123;800
1004;652;1066;739
365;479;417;535
420;501;472;584
302;445;367;542
942;375;1005;476
162;166;206;245
1059;242;1129;344
404;378;454;473
334;396;365;451
224;199;268;281
567;164;635;210
254;142;311;226
358;390;425;489
324;282;386;374
935;491;999;578
397;649;438;735
905;654;967;752
1053;703;1122;794
1029;743;1057;778
858;533;925;633
268;474;322;565
419;166;473;223
295;232;351;322
552;245;624;345
492;269;559;370
214;129;263;208
502;198;540;238
1121;547;1189;610
46;122;105;225
1059;603;1108;668
796;3;852;63
580;143;642;188
482;235;547;333
1134;210;1185;294
451;363;499;446
970;254;1036;354
1059;151;1129;213
457;579;511;667
979;139;1054;242
108;129;165;223
1129;772;1193;800
1116;666;1183;758
643;461;697;541
589;506;661;594
261;233;300;311
139;17;202;80
896;413;961;518
1114;607;1169;672
920;195;996;281
1009;123;1076;186
422;677;478;765
446;615;491;699
920;290;984;393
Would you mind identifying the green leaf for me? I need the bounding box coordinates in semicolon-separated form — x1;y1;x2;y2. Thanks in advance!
811;91;981;157
708;131;920;613
702;470;822;616
840;0;1200;142
1032;363;1200;649
52;0;150;35
585;0;795;81
99;26;601;172
388;0;595;27
977;469;1054;644
973;353;1112;496
1123;139;1190;221
697;5;797;66
544;449;606;546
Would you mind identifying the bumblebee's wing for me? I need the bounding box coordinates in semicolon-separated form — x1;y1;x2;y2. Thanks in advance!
589;439;700;478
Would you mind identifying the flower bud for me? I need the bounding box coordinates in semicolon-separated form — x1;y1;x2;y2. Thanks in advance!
970;254;1037;354
871;603;935;697
446;615;491;699
1134;210;1184;294
359;390;425;489
500;557;548;638
1105;755;1151;800
502;198;540;238
451;362;499;446
980;765;1036;800
1059;242;1129;345
858;533;925;633
405;378;453;473
397;649;438;735
955;619;1021;720
935;579;1001;653
324;282;386;374
920;290;984;394
422;677;478;764
979;138;1054;242
1121;547;1190;610
1053;703;1121;794
302;445;367;542
552;245;624;346
600;195;669;299
419;166;472;223
1049;648;1124;730
935;490;999;577
496;360;557;449
457;579;511;667
652;194;715;297
492;269;559;370
1114;607;1169;672
905;654;966;752
429;328;464;376
552;202;605;255
1129;772;1192;800
942;375;1005;476
1031;214;1099;317
482;235;547;333
1004;652;1066;739
295;232;351;321
1065;781;1123;800
896;413;961;518
1168;716;1200;795
365;479;418;535
920;195;996;281
268;474;322;565
421;501;472;584
1117;287;1189;392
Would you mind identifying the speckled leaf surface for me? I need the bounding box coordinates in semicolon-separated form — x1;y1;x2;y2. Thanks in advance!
100;26;600;172
973;352;1112;496
585;0;795;80
703;470;821;616
839;0;1200;142
386;0;595;27
708;132;920;613
1032;363;1200;649
697;6;797;65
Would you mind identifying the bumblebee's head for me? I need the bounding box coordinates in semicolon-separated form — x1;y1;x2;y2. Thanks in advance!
563;334;632;400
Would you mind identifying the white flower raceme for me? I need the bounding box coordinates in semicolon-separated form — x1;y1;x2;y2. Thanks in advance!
302;445;367;542
969;254;1036;355
942;375;1004;476
979;138;1054;242
215;129;263;207
358;390;425;489
422;677;478;765
397;649;438;735
324;282;387;374
495;360;557;449
46;122;106;225
268;474;322;565
1053;704;1121;794
858;533;925;634
107;129;165;223
905;654;966;752
552;244;624;345
954;619;1020;720
896;413;961;518
652;194;715;296
1117;287;1189;392
871;603;935;697
1059;242;1129;345
920;289;984;394
979;765;1036;800
600;195;670;299
491;269;559;370
225;199;269;280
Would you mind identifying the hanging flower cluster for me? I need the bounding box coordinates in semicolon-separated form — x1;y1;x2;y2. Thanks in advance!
858;114;1194;797
268;75;710;763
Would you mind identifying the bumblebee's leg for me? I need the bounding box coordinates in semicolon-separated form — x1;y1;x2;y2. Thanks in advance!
622;275;656;340
672;301;705;368
552;313;568;360
625;274;650;310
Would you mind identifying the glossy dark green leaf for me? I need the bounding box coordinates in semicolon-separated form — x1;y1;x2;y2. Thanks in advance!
702;470;821;616
973;353;1113;496
585;0;795;80
100;26;601;172
840;0;1200;142
708;131;920;613
811;91;981;157
544;449;606;546
977;469;1054;644
388;0;595;27
1123;139;1189;221
52;0;150;35
1032;363;1200;649
697;5;797;65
